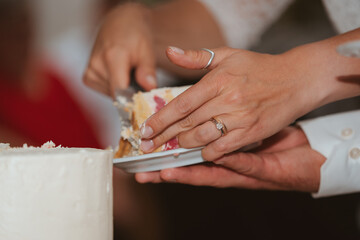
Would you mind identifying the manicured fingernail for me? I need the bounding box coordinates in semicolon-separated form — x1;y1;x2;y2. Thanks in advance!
146;75;156;87
169;46;184;55
140;140;154;152
140;123;153;138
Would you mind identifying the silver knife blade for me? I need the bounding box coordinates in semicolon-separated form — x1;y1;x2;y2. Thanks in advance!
114;87;135;129
114;79;144;150
114;87;140;149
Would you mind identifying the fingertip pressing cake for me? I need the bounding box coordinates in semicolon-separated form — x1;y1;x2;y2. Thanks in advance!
0;142;113;240
115;86;190;157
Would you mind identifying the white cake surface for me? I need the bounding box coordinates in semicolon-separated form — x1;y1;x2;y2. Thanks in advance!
0;143;113;240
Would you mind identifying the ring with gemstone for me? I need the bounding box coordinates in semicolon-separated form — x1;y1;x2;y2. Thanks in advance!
210;117;228;136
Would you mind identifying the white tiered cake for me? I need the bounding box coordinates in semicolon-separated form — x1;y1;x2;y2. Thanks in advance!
0;142;113;240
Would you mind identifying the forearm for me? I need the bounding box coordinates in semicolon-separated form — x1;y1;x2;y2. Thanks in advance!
283;28;360;116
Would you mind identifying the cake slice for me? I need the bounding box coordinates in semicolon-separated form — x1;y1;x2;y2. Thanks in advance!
115;85;190;157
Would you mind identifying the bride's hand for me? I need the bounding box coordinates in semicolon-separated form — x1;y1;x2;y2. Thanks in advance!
139;46;325;161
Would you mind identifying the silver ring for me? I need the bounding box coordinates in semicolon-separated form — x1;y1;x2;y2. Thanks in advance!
201;48;215;69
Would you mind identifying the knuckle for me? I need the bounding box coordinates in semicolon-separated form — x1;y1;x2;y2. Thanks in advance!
235;163;253;175
177;133;190;148
104;46;123;62
211;71;229;93
200;148;209;160
159;169;176;182
174;97;192;115
178;115;194;129
154;133;167;146
150;115;166;130
191;50;202;61
104;48;115;61
177;134;186;147
213;140;228;153
241;113;260;130
201;147;222;162
194;127;211;144
226;91;245;105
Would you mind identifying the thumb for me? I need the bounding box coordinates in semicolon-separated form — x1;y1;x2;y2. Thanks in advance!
166;46;232;70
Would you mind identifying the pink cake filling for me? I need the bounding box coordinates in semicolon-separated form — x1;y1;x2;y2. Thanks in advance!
153;95;179;151
154;95;166;112
164;138;179;151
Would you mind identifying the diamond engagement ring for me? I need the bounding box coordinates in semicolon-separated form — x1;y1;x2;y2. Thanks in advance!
210;117;228;136
201;48;215;69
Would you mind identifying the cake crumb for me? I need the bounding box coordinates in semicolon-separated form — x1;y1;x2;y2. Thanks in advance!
41;141;56;149
0;143;10;152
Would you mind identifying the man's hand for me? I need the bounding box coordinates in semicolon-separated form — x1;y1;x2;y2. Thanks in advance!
136;127;326;193
83;3;157;97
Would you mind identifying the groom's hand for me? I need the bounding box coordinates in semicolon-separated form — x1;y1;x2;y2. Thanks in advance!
136;127;326;193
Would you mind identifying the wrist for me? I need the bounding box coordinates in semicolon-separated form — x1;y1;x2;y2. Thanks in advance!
284;33;360;113
280;41;343;117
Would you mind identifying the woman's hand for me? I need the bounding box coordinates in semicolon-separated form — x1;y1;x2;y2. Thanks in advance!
136;127;326;193
83;3;157;97
139;46;325;161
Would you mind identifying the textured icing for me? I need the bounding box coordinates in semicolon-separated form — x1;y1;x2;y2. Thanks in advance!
0;146;113;240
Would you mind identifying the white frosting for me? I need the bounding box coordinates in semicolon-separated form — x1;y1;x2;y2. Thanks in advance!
0;143;10;152
0;146;113;240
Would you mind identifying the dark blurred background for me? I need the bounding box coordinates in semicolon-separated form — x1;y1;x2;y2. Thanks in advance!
0;0;359;239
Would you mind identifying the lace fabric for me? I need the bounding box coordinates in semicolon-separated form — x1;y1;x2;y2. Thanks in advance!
198;0;360;49
323;0;360;34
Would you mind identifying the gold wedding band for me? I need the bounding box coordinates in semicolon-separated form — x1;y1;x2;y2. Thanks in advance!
210;117;228;136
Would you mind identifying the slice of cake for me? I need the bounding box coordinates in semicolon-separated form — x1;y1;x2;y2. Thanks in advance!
115;86;190;157
0;142;113;240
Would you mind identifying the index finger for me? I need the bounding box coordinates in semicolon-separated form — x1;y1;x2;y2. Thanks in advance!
103;49;131;96
140;76;218;139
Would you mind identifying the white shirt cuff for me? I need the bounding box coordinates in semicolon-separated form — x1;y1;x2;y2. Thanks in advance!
298;110;360;198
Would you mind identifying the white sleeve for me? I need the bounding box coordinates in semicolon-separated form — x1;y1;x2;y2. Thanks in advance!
197;0;294;49
297;110;360;198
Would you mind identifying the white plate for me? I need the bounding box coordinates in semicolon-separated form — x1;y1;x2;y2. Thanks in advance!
113;147;204;173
